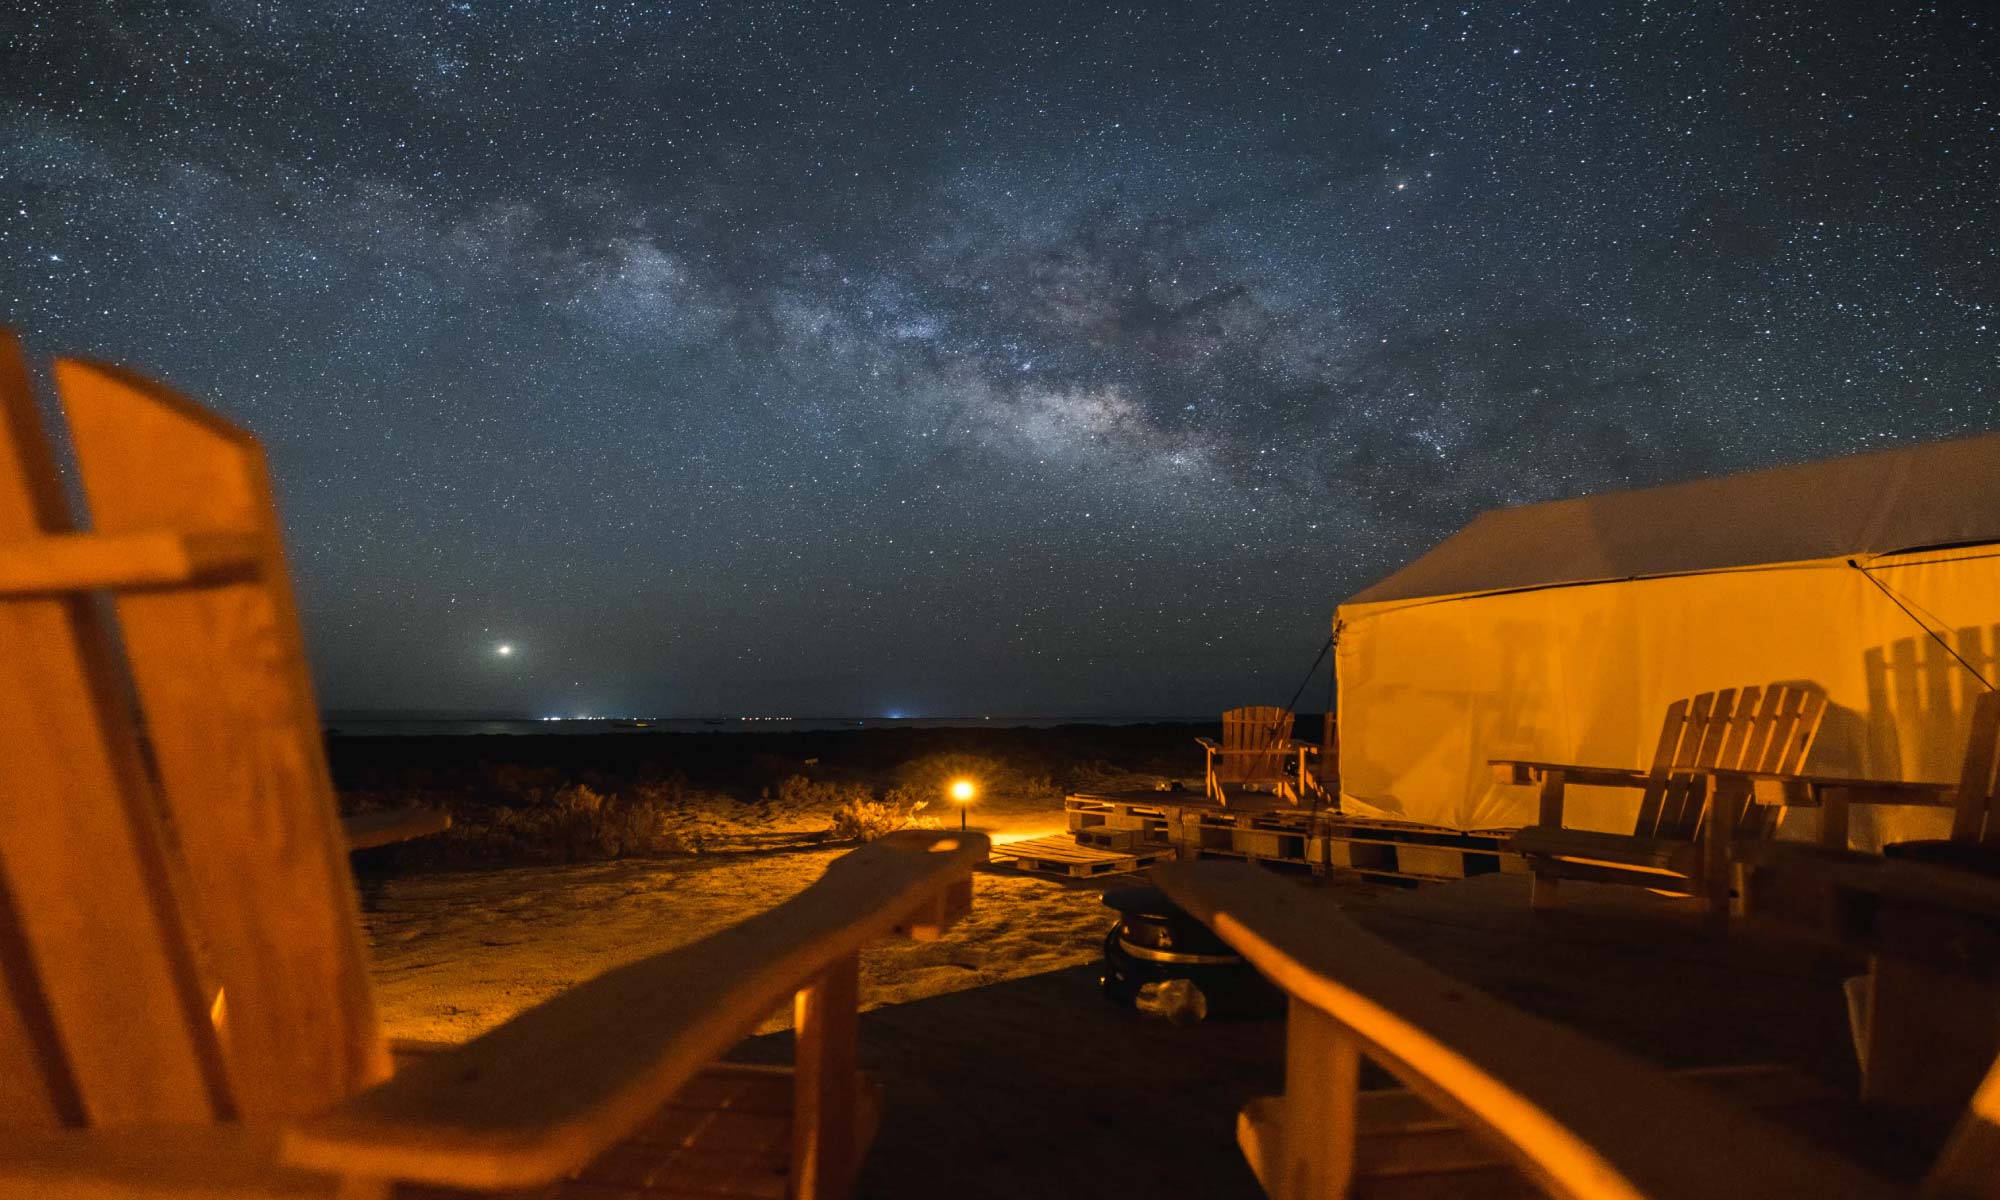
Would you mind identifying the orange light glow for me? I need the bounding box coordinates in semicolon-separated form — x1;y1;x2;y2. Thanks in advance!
948;779;976;803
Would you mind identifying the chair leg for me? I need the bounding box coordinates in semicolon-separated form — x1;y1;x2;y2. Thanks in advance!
793;953;861;1200
1819;787;1850;851
1529;770;1567;911
1702;781;1742;931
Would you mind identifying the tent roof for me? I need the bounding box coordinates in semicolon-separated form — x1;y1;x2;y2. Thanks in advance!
1348;432;2000;607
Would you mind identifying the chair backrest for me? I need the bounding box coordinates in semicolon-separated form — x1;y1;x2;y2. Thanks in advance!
1635;686;1827;839
0;333;385;1132
1216;705;1295;784
1949;690;2000;847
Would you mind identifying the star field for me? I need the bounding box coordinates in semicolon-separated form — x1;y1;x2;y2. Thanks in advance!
2;2;1995;717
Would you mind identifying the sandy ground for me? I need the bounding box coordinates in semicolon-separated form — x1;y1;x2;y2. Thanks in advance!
359;800;1102;1044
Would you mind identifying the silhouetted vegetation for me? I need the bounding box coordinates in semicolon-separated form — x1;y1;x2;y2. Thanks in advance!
336;722;1217;871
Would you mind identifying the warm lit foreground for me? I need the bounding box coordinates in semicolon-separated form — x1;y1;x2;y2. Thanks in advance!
363;814;1089;1045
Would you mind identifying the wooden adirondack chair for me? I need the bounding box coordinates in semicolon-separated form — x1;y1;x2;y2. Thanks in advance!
1200;706;1321;806
1494;685;1828;920
1152;859;1998;1200
0;335;987;1199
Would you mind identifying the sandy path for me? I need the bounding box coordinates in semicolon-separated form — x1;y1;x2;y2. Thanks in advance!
361;815;1108;1045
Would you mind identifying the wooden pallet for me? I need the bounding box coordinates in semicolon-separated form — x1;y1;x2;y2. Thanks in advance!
1075;826;1152;852
999;834;1173;879
1062;792;1527;884
1065;794;1176;840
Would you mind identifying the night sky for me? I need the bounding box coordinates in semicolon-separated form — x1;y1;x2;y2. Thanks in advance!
2;3;1995;718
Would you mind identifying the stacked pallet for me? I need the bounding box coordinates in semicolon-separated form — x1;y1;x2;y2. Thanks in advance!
1065;793;1525;884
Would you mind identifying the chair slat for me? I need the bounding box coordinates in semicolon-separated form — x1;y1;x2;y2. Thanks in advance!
55;359;388;1120
1655;692;1725;838
0;337;229;1126
1714;686;1760;771
1770;689;1826;775
1697;689;1755;835
1740;686;1786;774
1633;698;1691;837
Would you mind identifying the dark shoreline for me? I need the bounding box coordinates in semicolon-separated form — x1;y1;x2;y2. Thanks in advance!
326;720;1252;795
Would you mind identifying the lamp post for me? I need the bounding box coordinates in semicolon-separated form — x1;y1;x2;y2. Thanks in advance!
949;778;975;831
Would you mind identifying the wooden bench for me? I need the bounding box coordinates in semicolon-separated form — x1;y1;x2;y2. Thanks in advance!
0;332;986;1199
1151;859;2000;1199
1495;686;1827;922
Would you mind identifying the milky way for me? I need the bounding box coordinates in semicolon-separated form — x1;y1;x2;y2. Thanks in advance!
2;2;1995;717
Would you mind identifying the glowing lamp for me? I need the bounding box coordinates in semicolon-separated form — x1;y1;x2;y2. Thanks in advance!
948;778;976;830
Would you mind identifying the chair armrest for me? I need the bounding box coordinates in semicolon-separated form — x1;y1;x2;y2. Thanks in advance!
1489;759;1655;790
1149;861;1896;1200
1705;769;1955;809
342;805;451;851
283;830;988;1189
1846;858;2000;920
1196;737;1221;750
0;1124;342;1199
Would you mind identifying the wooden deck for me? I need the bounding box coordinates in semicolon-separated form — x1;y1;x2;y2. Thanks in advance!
727;872;1946;1199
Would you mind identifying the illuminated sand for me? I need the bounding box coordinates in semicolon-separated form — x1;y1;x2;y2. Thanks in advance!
361;802;1094;1045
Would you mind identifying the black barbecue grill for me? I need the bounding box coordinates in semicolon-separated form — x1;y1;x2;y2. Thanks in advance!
1098;886;1283;1021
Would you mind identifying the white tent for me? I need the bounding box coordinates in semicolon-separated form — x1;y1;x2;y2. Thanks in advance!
1335;433;2000;847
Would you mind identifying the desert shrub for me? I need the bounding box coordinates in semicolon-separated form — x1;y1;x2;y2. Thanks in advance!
1060;757;1171;793
484;763;563;804
351;771;749;868
826;798;909;842
764;773;872;812
826;791;940;841
755;773;928;842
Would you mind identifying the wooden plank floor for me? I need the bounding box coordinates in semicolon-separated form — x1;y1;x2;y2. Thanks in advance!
724;872;1948;1198
712;872;1960;1200
729;962;1283;1198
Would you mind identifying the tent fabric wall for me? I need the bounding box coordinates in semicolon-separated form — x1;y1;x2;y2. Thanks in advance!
1336;541;2000;845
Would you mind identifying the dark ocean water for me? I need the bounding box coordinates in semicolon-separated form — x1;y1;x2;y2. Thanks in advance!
320;715;1194;737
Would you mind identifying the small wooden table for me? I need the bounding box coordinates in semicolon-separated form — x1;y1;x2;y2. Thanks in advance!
1715;768;1955;850
1733;787;2000;1116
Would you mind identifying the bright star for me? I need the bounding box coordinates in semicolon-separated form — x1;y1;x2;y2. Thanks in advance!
495;643;514;657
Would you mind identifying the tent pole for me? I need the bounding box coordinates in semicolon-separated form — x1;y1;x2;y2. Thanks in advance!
1323;618;1339;805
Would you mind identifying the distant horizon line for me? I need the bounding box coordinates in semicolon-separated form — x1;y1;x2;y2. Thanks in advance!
317;710;1274;723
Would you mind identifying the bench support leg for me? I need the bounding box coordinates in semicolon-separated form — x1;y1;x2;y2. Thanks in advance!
1279;998;1359;1199
794;952;861;1200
